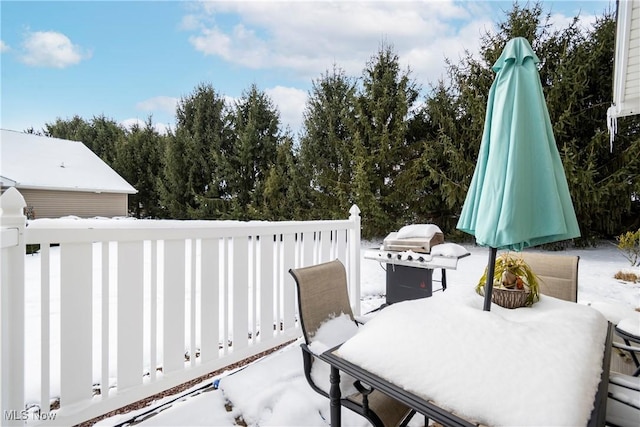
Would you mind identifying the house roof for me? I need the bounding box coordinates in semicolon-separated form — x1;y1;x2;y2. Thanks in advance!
0;129;137;194
609;0;640;120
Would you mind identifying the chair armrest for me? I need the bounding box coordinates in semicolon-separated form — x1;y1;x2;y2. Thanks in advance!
300;343;330;398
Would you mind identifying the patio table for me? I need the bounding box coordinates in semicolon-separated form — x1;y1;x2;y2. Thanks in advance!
318;288;612;426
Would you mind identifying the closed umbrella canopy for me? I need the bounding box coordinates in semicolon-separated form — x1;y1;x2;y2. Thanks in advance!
457;37;580;310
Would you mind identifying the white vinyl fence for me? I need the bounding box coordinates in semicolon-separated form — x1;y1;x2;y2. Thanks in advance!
0;188;361;426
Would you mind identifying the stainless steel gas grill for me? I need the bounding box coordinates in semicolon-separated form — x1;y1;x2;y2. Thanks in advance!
365;225;470;305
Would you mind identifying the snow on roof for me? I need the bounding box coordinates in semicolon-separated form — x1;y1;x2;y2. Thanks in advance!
0;129;137;194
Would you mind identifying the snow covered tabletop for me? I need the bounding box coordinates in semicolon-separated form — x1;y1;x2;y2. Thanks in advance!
336;288;609;426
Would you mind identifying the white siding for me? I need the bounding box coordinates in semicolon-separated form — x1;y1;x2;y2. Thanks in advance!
612;0;640;118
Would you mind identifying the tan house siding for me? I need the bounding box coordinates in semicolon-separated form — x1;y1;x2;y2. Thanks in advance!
15;189;129;219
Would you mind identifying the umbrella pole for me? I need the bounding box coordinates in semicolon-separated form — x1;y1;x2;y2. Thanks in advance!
483;247;498;311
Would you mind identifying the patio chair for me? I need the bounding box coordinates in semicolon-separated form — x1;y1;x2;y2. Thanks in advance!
289;259;416;427
520;252;579;302
607;371;640;427
614;319;640;377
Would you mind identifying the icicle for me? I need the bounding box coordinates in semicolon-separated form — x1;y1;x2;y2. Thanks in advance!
607;105;618;152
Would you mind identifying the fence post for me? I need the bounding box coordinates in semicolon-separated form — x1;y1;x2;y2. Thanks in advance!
0;188;26;425
348;205;361;316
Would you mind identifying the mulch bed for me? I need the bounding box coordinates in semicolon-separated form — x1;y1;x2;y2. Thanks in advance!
76;340;296;426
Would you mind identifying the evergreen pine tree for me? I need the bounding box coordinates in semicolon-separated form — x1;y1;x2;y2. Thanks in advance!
227;84;280;219
45;115;92;142
115;117;166;218
158;129;191;218
45;115;125;167
85;115;125;166
162;83;231;219
299;65;357;219
263;133;310;220
352;42;420;237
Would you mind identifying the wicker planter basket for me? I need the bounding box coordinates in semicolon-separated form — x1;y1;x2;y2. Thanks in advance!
491;288;531;309
476;253;540;308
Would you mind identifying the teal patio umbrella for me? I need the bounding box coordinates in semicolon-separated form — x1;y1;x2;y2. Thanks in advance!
457;37;580;311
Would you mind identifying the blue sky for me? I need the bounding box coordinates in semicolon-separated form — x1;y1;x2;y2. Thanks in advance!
1;0;614;137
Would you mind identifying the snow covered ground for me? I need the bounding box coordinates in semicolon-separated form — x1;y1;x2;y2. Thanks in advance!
88;240;639;427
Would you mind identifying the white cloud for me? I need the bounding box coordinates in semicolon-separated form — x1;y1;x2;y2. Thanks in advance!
186;1;608;88
186;0;487;84
121;118;173;136
121;117;144;129
265;86;308;136
549;11;601;35
20;31;90;68
129;96;178;135
179;14;203;32
0;40;10;53
223;94;239;107
136;96;179;115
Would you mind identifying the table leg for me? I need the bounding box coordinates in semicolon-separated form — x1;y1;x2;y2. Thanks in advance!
329;365;341;426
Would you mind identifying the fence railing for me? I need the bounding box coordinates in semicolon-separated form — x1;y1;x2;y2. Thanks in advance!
0;187;361;426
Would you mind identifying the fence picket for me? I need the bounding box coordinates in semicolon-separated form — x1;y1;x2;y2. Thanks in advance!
149;240;158;381
100;242;110;398
163;240;185;374
39;244;51;414
60;242;93;405
200;238;220;362
302;232;314;268
232;237;249;351
336;229;347;265
117;241;144;390
281;234;296;331
249;237;257;346
319;230;331;262
221;239;230;355
189;239;197;367
259;235;275;341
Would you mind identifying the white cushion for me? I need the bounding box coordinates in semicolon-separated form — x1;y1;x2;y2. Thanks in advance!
431;243;469;258
607;379;640;426
396;224;442;239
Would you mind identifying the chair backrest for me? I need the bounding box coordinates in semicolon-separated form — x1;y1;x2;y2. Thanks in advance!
289;259;354;344
520;252;579;302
